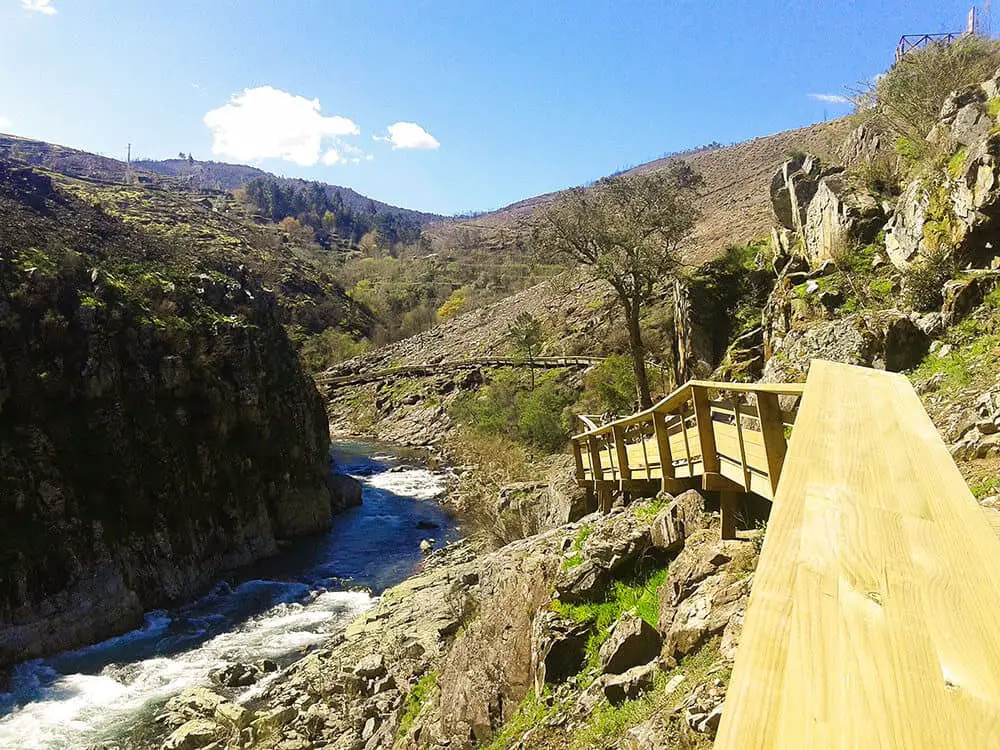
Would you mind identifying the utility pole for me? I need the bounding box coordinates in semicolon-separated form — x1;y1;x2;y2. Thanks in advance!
125;142;132;185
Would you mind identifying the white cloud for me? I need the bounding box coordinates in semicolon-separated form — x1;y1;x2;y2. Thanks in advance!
808;93;851;104
374;121;440;150
204;85;360;166
21;0;56;15
0;116;11;130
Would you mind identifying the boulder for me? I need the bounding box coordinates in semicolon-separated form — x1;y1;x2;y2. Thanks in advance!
162;718;220;750
941;272;1000;326
649;490;709;552
601;661;659;705
770;154;825;233
214;701;253;729
598;613;662;675
354;653;386;679
762;311;928;383
531;611;591;692
555;558;609;603
802;174;883;264
328;473;363;513
209;662;260;688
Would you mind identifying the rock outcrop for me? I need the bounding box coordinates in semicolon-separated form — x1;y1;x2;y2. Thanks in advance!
769;154;883;265
886;69;1000;270
0;165;347;667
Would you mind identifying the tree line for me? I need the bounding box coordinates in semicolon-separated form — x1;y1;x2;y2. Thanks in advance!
243;176;423;249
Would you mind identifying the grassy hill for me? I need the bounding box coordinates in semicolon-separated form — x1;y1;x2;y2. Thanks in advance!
426;119;852;264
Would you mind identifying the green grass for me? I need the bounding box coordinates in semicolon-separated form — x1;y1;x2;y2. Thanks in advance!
397;672;438;740
948;147;969;180
971;475;1000;500
912;295;1000;392
477;689;558;750
562;523;594;569
988;96;1000;119
634;495;671;523
552;564;669;675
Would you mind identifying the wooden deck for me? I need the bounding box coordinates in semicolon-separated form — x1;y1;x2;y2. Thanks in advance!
571;378;803;533
714;360;1000;748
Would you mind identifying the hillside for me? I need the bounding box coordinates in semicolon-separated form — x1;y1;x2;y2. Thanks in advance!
427;118;852;264
0;160;365;667
0;133;441;225
134;157;444;223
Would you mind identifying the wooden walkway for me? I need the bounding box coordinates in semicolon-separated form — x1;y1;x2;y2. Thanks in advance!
714;360;1000;748
316;356;670;389
571;378;803;535
575;360;1000;747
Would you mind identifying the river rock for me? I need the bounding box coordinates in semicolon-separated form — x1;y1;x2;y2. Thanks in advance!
162;718;220;750
354;653;387;679
215;701;253;729
209;662;260;688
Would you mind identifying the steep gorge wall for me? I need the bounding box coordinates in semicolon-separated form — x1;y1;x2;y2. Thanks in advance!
0;165;345;667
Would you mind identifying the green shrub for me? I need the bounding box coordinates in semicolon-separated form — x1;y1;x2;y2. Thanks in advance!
579;355;637;415
948;147;969;179
862;37;1000;166
450;370;579;453
902;245;955;312
297;328;369;373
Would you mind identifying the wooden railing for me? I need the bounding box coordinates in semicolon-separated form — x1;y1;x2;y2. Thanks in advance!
316;356;670;389
571;379;804;534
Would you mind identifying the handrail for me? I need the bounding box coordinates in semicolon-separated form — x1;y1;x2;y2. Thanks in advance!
571;380;804;440
571;376;804;522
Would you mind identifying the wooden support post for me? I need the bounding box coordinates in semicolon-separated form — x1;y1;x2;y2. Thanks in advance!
679;408;695;476
730;394;750;491
571;439;586;482
691;386;720;474
612;424;631;482
652;410;674;491
639;424;652;479
721;490;738;540
756;392;788;495
588;436;603;482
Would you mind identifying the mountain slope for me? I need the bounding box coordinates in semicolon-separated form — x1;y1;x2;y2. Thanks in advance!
0;133;441;225
427;119;853;264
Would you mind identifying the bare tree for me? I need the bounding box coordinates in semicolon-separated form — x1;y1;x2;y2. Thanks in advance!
534;163;701;408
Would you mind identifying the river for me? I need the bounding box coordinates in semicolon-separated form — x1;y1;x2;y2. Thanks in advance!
0;440;458;750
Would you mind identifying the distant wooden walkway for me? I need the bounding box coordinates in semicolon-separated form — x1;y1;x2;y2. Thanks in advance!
571;378;803;535
316;356;669;388
575;359;1000;747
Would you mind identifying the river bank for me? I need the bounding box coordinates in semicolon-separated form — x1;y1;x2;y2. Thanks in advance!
0;441;458;750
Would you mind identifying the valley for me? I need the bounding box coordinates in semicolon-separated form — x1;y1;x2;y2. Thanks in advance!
3;12;1000;750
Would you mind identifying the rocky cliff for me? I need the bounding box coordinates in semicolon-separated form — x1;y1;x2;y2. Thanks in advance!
0;163;358;668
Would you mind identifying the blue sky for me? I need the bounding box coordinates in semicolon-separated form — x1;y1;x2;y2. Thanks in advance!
0;0;984;214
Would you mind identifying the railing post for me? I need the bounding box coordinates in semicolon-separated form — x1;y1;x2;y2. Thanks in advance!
571;439;586;482
652;410;674;487
612;424;631;483
587;436;604;483
691;385;719;475
756;392;788;495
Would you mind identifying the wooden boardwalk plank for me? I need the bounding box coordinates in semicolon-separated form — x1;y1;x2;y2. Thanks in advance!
714;359;1000;750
